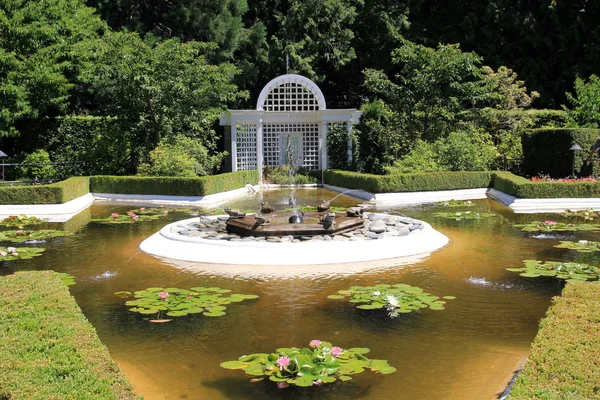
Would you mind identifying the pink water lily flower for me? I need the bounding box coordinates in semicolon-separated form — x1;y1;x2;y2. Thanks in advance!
159;291;169;299
277;382;289;389
0;251;7;257
132;215;139;221
127;211;135;217
15;230;23;234
111;213;119;218
544;220;557;225
275;356;291;369
330;347;343;357
309;339;322;347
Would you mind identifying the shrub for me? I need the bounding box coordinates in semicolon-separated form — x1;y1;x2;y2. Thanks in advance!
0;177;89;205
326;125;358;170
137;135;222;177
563;74;600;128
0;271;137;399
16;150;56;180
492;171;600;198
324;170;493;193
387;140;443;174
521;128;600;177
264;165;317;185
90;170;258;196
510;281;600;399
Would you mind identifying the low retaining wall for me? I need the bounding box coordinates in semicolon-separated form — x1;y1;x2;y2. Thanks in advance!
0;193;94;222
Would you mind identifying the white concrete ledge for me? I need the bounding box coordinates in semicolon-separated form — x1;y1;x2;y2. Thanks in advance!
139;215;450;267
92;186;256;207
0;193;94;222
324;184;488;206
487;188;600;213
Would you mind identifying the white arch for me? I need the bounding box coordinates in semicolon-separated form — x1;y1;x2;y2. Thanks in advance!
256;74;327;111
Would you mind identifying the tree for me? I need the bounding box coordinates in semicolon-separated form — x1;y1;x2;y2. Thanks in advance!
563;75;600;128
0;0;106;137
78;32;246;167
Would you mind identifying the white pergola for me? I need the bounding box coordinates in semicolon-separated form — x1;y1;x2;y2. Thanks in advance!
220;74;361;181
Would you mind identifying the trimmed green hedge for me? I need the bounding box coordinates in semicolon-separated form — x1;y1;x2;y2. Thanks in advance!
90;170;259;196
521;128;600;177
0;271;138;399
493;171;600;198
0;177;90;205
323;170;493;193
510;281;600;399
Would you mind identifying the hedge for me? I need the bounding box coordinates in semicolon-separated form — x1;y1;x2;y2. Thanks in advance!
521;128;600;178
0;176;90;205
0;271;138;400
90;170;259;196
493;171;600;198
323;170;493;193
510;281;600;399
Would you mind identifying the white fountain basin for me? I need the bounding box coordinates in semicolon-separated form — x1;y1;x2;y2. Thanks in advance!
140;214;449;266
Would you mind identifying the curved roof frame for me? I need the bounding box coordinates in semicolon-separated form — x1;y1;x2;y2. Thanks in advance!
256;74;327;111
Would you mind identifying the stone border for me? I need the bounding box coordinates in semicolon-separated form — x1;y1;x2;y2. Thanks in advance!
487;188;600;213
139;214;449;266
92;185;257;207
0;193;94;222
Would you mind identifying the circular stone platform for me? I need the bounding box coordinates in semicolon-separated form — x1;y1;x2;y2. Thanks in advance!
140;213;449;266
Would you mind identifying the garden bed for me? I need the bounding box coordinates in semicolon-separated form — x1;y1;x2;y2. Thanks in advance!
0;271;137;400
509;281;600;399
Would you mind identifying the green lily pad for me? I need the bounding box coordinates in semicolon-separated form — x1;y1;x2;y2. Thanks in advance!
435;199;475;207
0;215;47;228
507;260;600;282
221;340;394;387
0;229;71;243
116;286;258;321
434;211;495;220
515;221;600;232
328;283;455;317
0;246;45;261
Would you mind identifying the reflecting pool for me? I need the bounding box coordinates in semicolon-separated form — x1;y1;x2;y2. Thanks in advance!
2;188;583;399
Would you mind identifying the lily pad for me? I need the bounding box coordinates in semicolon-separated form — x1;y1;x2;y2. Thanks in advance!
507;260;600;282
0;229;71;243
221;340;394;387
328;283;455;318
434;211;495;220
515;221;600;232
0;215;47;228
116;286;258;322
435;199;475;207
554;240;600;253
563;209;600;220
0;246;45;261
91;210;163;224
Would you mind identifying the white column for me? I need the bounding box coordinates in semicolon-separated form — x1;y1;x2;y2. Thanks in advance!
231;124;238;172
346;120;353;167
256;119;264;182
319;120;328;170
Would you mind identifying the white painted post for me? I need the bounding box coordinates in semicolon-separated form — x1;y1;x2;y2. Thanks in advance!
256;120;264;182
231;124;238;172
346;120;353;167
320;121;328;170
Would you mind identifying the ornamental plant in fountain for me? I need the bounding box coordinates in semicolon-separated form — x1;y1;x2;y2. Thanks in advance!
514;220;600;232
0;246;45;260
507;260;600;282
115;286;258;323
434;211;495;220
0;215;46;228
554;240;600;252
0;229;71;243
327;283;455;317
220;340;395;387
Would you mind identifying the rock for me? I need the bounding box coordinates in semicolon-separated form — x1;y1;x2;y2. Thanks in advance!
323;235;332;241
242;236;255;241
396;226;410;236
333;236;349;241
367;213;384;221
409;224;421;232
369;224;387;234
367;232;380;239
342;232;354;238
383;217;397;225
350;236;366;241
292;239;301;243
255;237;266;241
267;237;281;243
280;236;293;242
300;236;312;241
217;216;229;221
311;235;324;241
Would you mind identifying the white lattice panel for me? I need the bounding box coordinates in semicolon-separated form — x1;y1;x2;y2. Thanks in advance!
236;124;257;171
262;83;320;112
327;121;348;131
263;124;319;170
302;125;319;170
263;124;281;167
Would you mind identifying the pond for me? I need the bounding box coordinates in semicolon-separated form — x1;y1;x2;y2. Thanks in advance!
2;188;585;399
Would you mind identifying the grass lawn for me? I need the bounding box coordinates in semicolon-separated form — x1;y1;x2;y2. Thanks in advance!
0;271;138;399
510;281;600;399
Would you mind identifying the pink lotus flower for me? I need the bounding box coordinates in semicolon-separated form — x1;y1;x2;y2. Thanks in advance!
159;291;169;299
15;230;23;234
127;211;135;217
132;215;139;221
309;339;322;347
544;220;557;225
111;213;119;218
275;356;291;369
277;382;289;389
330;347;343;357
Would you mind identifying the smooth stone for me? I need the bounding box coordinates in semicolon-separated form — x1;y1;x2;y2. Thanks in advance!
394;222;409;228
386;230;399;236
396;226;410;236
267;238;281;243
242;236;256;241
323;235;332;241
311;236;324;241
217;216;229;221
367;213;384;221
229;238;243;242
369;224;387;233
333;236;349;241
282;235;294;241
377;232;390;239
300;236;312;241
255;237;266;241
408;224;421;232
367;232;380;239
350;236;366;241
188;231;207;237
292;239;301;243
342;232;354;238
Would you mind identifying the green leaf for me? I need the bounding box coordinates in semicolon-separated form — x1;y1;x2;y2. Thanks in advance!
220;361;247;370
